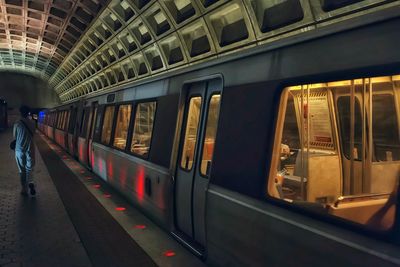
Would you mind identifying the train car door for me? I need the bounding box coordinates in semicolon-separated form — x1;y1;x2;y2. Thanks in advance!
175;79;222;249
88;102;98;169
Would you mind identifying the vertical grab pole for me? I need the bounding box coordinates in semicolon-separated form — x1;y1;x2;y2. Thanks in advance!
300;85;309;201
362;79;367;193
367;79;373;193
350;80;355;194
306;84;310;201
300;85;305;201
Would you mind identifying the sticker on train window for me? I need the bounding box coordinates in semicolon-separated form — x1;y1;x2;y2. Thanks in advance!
268;76;400;232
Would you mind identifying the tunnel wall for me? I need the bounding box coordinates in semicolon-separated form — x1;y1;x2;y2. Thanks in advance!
0;71;60;110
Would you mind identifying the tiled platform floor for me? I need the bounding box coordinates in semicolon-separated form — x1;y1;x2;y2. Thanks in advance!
0;129;92;266
36;132;206;267
0;125;206;267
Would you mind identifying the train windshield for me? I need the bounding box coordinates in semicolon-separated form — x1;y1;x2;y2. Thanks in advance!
269;75;400;231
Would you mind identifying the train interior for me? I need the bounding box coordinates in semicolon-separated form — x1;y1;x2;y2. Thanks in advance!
270;75;400;231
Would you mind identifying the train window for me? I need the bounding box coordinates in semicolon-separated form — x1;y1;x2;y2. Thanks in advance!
113;104;132;149
269;76;399;232
130;101;156;157
180;96;202;170
372;94;400;162
200;94;220;176
101;106;115;145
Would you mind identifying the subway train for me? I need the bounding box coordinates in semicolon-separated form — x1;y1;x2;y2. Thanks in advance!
38;4;400;267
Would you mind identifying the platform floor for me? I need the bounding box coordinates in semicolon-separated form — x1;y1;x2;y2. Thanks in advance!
0;130;91;266
0;128;206;267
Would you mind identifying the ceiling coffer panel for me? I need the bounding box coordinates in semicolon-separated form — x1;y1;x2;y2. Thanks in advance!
0;0;109;79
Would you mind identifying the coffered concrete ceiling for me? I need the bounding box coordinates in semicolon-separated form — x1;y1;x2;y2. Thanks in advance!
0;0;108;79
0;0;398;103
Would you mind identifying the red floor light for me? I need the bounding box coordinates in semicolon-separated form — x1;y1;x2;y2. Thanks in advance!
104;194;111;198
86;176;92;180
80;170;85;174
115;207;126;211
134;224;146;229
93;184;101;188
163;250;176;257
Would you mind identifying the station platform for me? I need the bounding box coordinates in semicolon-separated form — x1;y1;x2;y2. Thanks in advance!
0;128;205;267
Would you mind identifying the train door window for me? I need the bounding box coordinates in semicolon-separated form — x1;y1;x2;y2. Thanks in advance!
61;111;65;130
268;76;399;232
55;112;59;128
62;111;67;129
80;109;91;137
53;113;57;127
57;112;61;129
60;111;67;130
90;106;98;139
101;106;116;145
58;111;62;129
200;94;220;176
59;111;64;129
86;108;94;137
69;108;77;134
64;111;70;131
79;109;86;135
180;96;202;170
56;112;60;128
130;101;156;157
62;111;66;130
113;104;132;149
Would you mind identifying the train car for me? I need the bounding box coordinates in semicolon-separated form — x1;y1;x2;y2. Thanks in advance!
39;3;400;267
44;110;57;140
0;99;7;130
37;110;46;133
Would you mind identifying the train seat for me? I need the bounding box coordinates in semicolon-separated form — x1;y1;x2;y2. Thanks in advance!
328;195;395;231
292;149;341;203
